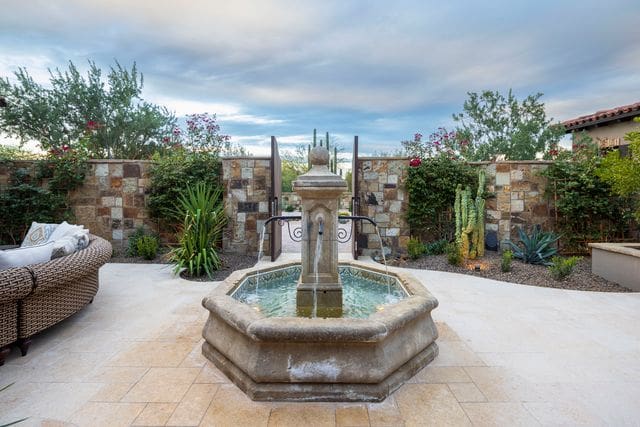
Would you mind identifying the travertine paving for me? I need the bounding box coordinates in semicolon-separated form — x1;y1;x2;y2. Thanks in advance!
1;261;639;426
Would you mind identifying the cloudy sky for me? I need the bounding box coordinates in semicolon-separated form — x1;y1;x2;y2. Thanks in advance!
1;0;639;156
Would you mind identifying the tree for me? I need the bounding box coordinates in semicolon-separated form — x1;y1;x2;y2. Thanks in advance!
597;118;640;221
401;128;467;159
0;60;176;159
281;145;309;192
452;90;564;161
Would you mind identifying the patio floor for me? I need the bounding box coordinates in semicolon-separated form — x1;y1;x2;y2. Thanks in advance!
1;259;639;426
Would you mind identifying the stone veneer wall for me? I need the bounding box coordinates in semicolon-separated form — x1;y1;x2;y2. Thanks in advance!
70;160;157;248
2;156;555;256
353;157;555;256
0;159;157;249
480;161;553;248
221;157;272;255
355;157;410;257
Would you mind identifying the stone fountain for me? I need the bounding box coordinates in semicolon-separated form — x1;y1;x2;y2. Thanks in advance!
293;146;347;317
201;146;439;401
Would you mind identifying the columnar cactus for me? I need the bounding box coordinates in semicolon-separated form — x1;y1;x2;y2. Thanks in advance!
454;169;486;260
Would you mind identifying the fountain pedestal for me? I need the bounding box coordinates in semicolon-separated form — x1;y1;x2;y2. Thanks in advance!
293;147;347;317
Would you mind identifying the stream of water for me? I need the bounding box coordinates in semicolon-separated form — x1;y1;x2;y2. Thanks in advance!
255;224;267;294
312;226;323;318
374;226;391;294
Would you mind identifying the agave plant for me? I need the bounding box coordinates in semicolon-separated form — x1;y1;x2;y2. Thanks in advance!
505;226;559;265
170;182;227;278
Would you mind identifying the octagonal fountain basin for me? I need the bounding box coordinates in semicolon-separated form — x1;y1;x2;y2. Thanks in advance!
201;260;439;402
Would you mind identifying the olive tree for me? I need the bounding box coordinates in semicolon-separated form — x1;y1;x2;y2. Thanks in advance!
453;89;564;161
0;60;176;159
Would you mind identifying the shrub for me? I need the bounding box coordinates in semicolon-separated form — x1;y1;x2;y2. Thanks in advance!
170;182;227;277
126;227;147;256
406;155;477;241
596;118;640;222
446;242;462;266
548;256;582;280
407;238;424;260
501;249;513;272
0;151;84;245
148;150;221;227
541;133;632;253
424;239;449;255
505;226;559;265
136;235;159;260
284;204;296;212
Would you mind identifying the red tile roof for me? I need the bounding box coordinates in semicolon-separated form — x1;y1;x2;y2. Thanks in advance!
563;101;640;130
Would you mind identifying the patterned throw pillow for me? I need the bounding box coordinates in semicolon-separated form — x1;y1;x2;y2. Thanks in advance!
21;222;59;248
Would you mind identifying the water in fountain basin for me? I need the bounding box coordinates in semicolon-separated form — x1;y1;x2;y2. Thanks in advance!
232;265;408;318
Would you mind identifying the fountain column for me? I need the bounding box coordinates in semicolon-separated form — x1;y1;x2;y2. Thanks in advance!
293;146;347;317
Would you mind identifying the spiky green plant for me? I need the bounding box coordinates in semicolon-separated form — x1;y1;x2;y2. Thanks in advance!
454;168;485;260
170;182;227;277
505;226;559;265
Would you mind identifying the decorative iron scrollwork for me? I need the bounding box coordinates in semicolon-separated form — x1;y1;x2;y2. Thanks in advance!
336;225;353;243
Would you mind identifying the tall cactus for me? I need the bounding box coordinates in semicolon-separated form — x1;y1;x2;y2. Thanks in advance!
454;169;486;260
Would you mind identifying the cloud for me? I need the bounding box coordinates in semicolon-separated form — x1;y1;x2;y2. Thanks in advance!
1;0;639;156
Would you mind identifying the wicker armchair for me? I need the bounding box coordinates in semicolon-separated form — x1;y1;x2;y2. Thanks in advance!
0;267;34;365
16;235;112;356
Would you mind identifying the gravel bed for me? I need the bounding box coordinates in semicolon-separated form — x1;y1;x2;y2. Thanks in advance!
387;251;632;293
180;252;256;282
110;247;256;282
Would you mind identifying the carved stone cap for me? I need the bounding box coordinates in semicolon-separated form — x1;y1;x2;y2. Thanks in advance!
309;146;330;166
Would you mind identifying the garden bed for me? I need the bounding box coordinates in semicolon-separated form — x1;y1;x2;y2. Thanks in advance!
109;248;255;282
387;251;632;292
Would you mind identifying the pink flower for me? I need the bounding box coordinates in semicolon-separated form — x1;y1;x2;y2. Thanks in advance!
409;158;422;167
62;144;69;152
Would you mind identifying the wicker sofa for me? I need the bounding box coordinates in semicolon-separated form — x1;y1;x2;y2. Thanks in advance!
0;235;112;365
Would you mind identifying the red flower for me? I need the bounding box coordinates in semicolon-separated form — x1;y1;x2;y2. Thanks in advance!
409;158;422;167
86;120;100;130
62;144;70;152
162;137;170;144
549;149;558;156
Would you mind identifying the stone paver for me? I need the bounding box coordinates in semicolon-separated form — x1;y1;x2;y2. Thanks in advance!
1;261;639;426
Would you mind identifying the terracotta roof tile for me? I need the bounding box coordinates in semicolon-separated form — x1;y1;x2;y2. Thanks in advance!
563;101;640;129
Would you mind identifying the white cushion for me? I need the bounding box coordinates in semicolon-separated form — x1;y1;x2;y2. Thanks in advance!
52;236;78;258
21;222;59;247
0;242;54;270
48;221;80;242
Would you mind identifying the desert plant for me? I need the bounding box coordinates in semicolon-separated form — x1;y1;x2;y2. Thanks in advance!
170;182;227;277
454;168;486;260
407;238;424;260
446;242;462;266
136;235;159;260
501;249;513;272
548;256;582;280
505;226;559;265
424;239;449;255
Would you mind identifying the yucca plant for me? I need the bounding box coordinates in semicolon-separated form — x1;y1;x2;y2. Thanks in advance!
505;226;559;265
170;182;227;278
